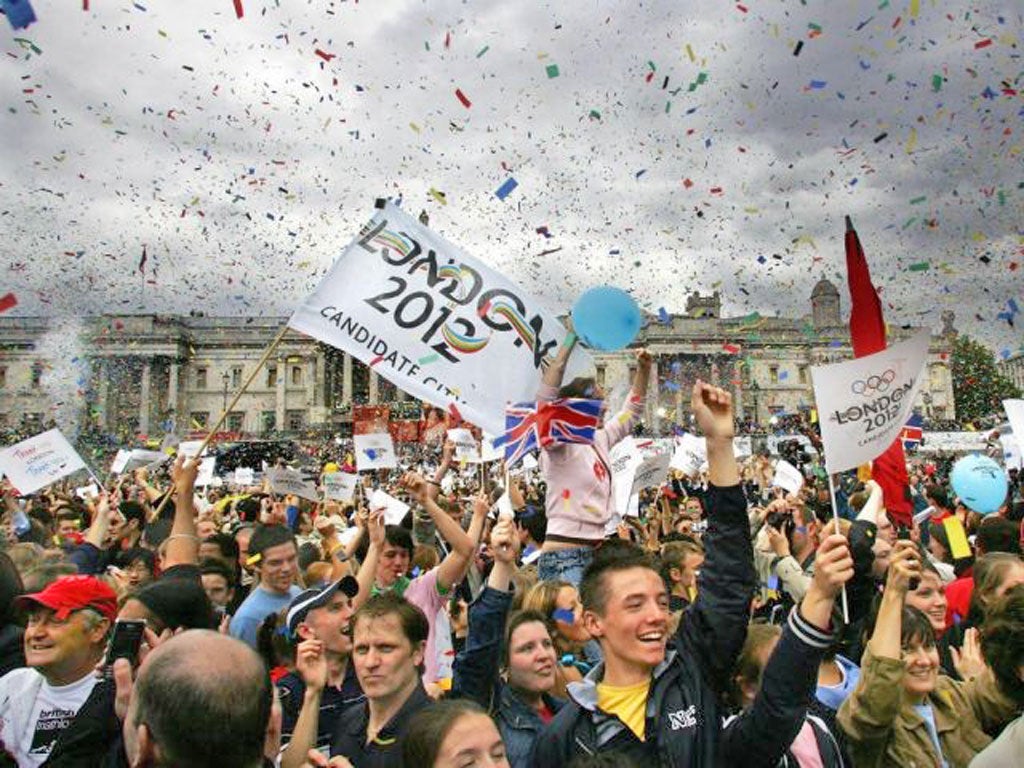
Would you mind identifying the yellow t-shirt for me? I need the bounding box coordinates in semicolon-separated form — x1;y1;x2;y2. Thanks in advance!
597;678;651;741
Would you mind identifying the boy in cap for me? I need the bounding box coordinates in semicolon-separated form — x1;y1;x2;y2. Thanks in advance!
0;575;116;767
277;576;362;768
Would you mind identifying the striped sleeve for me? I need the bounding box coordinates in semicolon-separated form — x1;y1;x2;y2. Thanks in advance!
788;605;835;650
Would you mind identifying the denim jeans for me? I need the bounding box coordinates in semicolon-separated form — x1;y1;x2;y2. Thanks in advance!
537;546;594;588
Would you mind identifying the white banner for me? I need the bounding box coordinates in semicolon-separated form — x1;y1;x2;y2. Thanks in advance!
1003;399;1024;455
233;467;255;486
811;329;931;473
353;433;398;471
670;433;707;476
629;450;672;497
324;471;359;502
772;459;805;494
266;467;320;500
0;429;88;496
288;202;592;436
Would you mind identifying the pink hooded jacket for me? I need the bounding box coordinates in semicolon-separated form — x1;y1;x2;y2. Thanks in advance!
537;382;645;542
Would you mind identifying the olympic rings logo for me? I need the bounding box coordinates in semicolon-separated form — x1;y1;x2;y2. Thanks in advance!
851;369;896;395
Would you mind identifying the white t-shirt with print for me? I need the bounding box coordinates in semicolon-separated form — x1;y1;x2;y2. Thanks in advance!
0;667;98;767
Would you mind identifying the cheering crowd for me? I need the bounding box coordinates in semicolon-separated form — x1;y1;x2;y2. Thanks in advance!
1;342;1023;768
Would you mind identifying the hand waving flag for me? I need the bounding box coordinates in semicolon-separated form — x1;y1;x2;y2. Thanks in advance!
495;398;603;466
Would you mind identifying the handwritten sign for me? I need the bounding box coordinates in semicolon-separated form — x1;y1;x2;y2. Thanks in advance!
0;429;87;496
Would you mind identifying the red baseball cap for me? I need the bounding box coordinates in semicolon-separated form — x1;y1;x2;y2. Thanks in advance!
15;575;118;622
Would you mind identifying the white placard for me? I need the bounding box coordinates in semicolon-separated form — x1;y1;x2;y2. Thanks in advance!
233;467;255;485
447;428;478;461
369;489;411;526
194;456;218;488
772;459;805;494
1000;433;1022;470
324;471;359;502
110;449;131;475
670;433;707;476
75;484;100;500
353;433;398;471
266;467;320;500
610;437;642;515
629;451;672;497
1003;400;1024;456
811;329;930;473
288;202;592;436
0;429;88;496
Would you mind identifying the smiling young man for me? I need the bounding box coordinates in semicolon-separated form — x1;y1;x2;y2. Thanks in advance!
329;592;432;767
229;524;303;647
0;575;116;767
533;381;757;768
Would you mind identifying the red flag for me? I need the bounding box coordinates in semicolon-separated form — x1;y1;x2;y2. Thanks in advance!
844;216;913;526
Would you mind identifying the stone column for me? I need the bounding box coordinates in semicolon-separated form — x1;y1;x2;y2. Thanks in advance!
139;360;151;435
167;361;179;425
368;370;379;405
275;356;286;429
342;354;353;405
96;359;109;430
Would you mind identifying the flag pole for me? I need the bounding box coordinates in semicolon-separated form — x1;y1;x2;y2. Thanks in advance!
826;471;851;623
151;323;291;518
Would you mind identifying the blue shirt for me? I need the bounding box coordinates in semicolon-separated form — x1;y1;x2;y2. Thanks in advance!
912;703;949;768
229;584;302;647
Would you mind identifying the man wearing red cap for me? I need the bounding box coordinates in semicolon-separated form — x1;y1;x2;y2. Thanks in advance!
0;575;116;767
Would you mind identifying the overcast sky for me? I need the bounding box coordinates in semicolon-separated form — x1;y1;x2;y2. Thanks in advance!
2;0;1021;358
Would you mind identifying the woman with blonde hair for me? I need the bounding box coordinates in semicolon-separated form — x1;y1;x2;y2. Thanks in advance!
521;579;591;697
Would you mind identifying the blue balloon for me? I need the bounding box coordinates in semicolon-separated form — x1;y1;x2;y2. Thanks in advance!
950;454;1008;515
572;286;642;351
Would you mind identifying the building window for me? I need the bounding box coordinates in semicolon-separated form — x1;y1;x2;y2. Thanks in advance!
261;411;277;433
595;366;606;390
190;412;210;429
231;366;243;389
769;366;779;384
0;366;6;389
31;362;43;389
286;410;305;431
226;411;245;432
266;366;278;388
798;366;808;384
291;365;304;386
196;367;208;390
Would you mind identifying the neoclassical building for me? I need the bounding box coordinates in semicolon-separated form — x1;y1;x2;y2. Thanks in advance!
0;280;957;440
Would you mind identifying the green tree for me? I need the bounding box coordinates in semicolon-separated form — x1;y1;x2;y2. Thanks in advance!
950;335;1022;423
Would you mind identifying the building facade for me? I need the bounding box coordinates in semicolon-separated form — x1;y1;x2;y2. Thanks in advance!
0;280;957;442
998;351;1024;393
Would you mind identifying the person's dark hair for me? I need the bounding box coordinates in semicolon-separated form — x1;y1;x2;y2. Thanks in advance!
579;539;657;615
116;547;156;574
980;584;1024;705
202;532;239;562
924;483;949;510
235;497;261;523
199;557;236;588
297;542;322;573
256;608;292;671
927;521;952;560
119;500;147;530
141;518;172;549
402;699;491;768
353;592;429;649
133;578;217;634
502;609;552;669
383;524;414;558
131;631;272;768
901;605;937;650
558;376;598;399
975;517;1021;556
54;507;83;528
515;507;547;545
0;551;24;627
248;524;296;560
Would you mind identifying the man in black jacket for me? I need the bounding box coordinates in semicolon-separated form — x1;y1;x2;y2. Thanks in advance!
532;381;757;768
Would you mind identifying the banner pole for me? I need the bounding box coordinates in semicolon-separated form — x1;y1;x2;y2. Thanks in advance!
826;471;850;623
151;323;291;518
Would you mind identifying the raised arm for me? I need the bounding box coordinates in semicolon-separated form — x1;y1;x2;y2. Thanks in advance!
451;517;519;708
162;454;200;570
677;381;755;693
601;348;652;446
720;534;853;767
539;321;577;396
278;639;328;768
353;508;383;611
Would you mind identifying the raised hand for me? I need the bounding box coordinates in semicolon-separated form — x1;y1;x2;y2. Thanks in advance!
490;517;519;564
810;534;855;599
950;627;986;680
295;638;328;693
886;540;921;595
690;380;735;440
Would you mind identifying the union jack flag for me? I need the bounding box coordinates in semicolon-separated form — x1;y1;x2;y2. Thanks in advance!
900;413;924;447
493;398;604;466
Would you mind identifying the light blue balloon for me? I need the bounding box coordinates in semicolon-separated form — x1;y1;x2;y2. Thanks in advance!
950;454;1008;515
572;286;642;351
